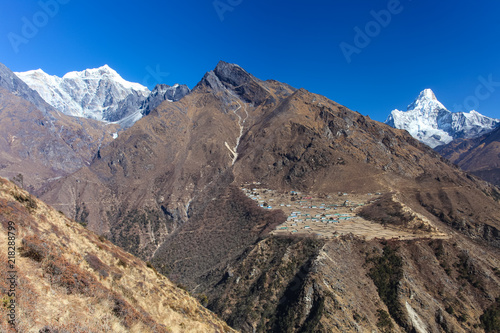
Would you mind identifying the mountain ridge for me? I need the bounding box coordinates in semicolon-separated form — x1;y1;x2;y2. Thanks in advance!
0;62;56;115
15;65;149;123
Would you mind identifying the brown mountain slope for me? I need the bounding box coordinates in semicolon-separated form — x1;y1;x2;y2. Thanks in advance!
41;60;500;260
40;62;500;332
40;61;297;258
0;63;118;193
436;126;500;186
150;78;500;332
0;177;235;332
234;87;451;191
197;233;500;332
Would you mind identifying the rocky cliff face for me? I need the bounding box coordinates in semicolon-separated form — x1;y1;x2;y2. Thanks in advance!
39;62;500;332
197;234;500;332
385;89;499;148
140;84;191;116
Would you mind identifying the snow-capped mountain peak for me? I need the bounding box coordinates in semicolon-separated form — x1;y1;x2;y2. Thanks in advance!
406;88;447;115
385;89;499;148
62;65;149;94
30;68;48;75
15;66;191;128
15;65;150;122
411;88;437;104
20;68;60;85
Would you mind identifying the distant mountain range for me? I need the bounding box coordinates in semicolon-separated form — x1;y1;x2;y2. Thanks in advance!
7;62;500;191
15;65;190;127
385;88;499;148
16;66;499;149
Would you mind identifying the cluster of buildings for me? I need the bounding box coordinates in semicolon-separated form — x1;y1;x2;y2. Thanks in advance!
241;186;372;236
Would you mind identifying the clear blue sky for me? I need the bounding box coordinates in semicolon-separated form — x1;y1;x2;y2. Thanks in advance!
1;0;499;122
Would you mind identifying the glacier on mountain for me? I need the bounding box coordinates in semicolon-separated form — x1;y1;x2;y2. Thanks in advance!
385;89;499;148
15;65;190;127
15;65;149;122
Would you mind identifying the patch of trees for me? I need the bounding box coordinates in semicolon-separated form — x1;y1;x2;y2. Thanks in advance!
75;202;89;227
12;189;37;213
481;298;500;333
366;245;406;329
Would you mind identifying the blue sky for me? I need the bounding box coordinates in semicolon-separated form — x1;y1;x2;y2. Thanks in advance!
1;0;499;122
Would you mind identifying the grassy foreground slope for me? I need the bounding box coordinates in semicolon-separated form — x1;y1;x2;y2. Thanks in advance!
0;177;235;333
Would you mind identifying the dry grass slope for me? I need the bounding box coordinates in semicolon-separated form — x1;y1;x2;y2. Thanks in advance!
0;177;236;333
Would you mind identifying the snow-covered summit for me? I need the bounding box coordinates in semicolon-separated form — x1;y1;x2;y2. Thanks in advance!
406;88;446;113
385;89;499;148
15;65;150;122
62;65;148;92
